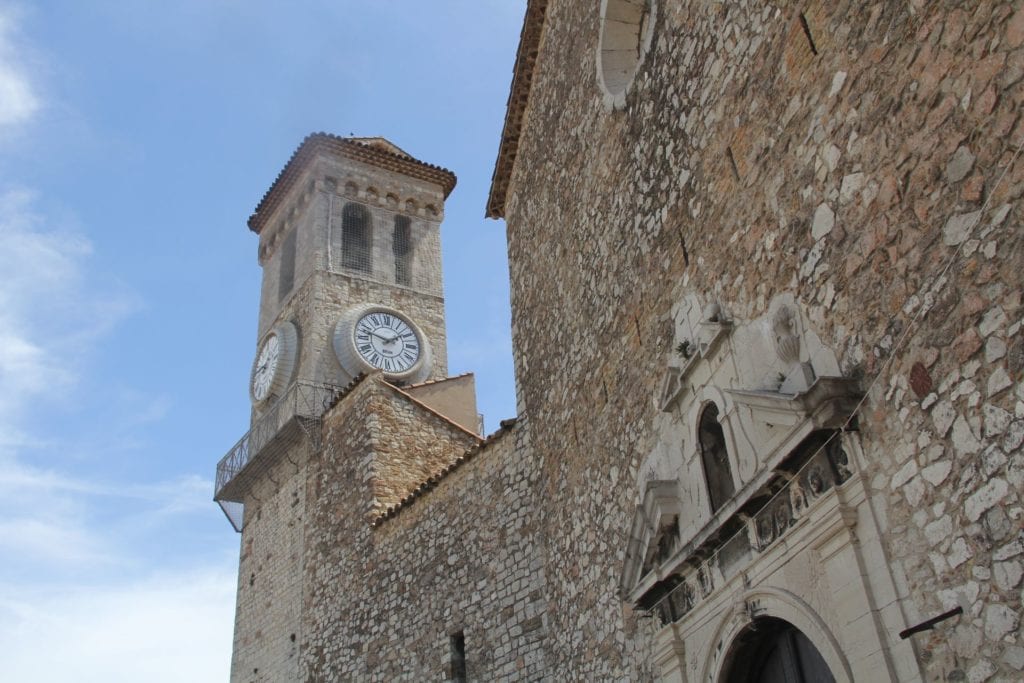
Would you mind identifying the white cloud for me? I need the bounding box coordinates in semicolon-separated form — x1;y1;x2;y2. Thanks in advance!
0;567;235;683
0;6;39;130
0;188;138;430
0;454;214;568
0;187;237;682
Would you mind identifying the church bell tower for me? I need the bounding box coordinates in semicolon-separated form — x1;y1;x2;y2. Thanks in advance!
213;133;461;682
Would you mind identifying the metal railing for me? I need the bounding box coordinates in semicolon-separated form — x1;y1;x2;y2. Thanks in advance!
214;381;345;501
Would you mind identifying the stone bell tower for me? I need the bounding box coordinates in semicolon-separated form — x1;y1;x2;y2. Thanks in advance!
213;133;476;682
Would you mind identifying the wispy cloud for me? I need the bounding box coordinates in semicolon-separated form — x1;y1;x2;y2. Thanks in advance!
0;566;235;683
0;5;39;131
0;183;234;673
0;188;139;432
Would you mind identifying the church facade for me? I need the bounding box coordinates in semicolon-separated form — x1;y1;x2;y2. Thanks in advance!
216;2;1024;681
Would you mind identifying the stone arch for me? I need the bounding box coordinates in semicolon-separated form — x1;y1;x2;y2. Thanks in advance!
688;387;744;509
697;402;735;513
596;0;656;109
701;587;853;683
339;202;373;274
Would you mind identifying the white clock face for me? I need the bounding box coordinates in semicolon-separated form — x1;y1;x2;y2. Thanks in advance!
252;333;280;402
353;311;421;375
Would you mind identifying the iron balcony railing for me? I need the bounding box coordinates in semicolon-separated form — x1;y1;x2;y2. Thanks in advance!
214;381;345;501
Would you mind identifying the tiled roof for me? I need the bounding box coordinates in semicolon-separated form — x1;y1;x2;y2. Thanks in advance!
485;0;549;219
403;372;474;390
371;418;519;526
249;133;458;234
385;381;484;441
322;372;369;413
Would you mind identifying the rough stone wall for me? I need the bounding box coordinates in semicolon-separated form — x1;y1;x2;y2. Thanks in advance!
248;267;449;424
306;270;449;386
302;379;547;681
366;381;481;515
254;155;449;384
503;1;1024;680
231;442;309;683
256;154;446;337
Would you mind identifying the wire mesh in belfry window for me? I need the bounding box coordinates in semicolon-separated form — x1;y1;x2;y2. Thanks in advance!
393;215;412;286
340;202;373;274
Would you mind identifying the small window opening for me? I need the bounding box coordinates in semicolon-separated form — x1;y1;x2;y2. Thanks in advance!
340;202;373;274
278;228;297;301
699;403;736;512
450;631;466;683
393;215;412;286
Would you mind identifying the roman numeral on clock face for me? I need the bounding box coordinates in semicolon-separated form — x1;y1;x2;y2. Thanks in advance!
353;311;422;375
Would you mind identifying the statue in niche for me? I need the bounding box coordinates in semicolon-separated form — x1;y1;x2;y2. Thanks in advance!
826;437;853;482
699;403;736;513
641;517;680;576
654;517;679;564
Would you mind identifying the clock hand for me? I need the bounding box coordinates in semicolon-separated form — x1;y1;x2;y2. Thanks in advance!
370;331;402;344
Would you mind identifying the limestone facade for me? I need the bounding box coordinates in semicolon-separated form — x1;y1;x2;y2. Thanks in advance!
220;2;1024;681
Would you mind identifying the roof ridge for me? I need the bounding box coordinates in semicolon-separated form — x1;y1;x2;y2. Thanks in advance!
248;132;458;233
384;381;484;442
403;371;474;389
370;417;519;527
485;0;549;219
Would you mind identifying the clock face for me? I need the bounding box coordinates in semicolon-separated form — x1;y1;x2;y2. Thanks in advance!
249;321;298;406
252;333;280;402
353;311;421;375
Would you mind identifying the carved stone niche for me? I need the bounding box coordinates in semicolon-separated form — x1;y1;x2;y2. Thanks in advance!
657;308;733;413
620;480;682;600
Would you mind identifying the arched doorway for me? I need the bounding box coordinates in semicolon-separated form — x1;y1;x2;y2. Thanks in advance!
722;618;835;683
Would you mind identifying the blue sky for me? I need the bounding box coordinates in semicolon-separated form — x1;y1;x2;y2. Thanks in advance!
0;2;522;679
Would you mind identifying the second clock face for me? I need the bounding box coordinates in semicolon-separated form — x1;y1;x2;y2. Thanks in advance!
252;333;280;402
353;311;421;374
249;321;299;406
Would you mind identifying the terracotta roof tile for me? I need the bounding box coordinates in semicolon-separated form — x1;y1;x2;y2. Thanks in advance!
485;0;549;219
322;372;369;413
403;372;474;390
249;133;458;234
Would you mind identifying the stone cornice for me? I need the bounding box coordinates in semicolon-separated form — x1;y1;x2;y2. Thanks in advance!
485;0;549;219
249;132;457;234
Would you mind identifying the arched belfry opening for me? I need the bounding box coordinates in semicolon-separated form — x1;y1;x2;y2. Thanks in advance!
722;618;835;683
340;202;373;273
698;403;734;513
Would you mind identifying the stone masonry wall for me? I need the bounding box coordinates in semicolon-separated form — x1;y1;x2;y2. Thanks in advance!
257;154;446;339
302;378;548;681
503;1;1024;679
231;441;310;683
366;380;481;516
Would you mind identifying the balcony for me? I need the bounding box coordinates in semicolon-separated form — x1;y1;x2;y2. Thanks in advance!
214;381;345;531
